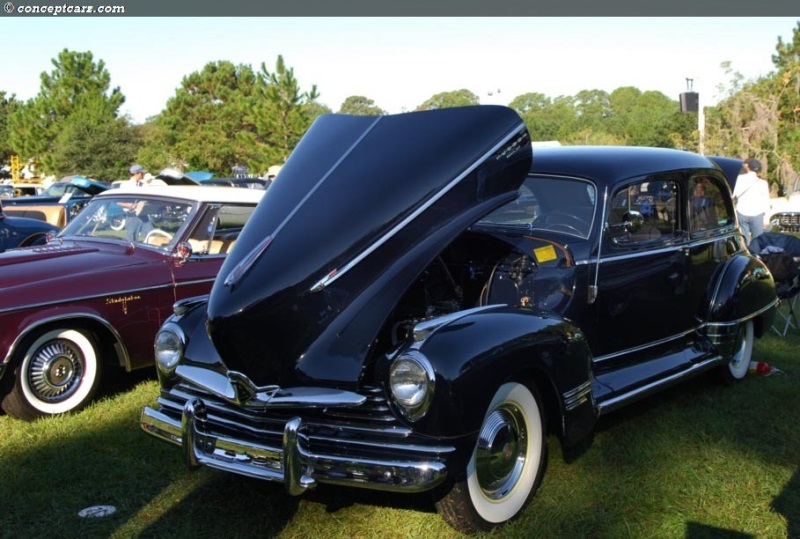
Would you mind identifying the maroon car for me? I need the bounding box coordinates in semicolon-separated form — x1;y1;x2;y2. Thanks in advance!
0;185;264;420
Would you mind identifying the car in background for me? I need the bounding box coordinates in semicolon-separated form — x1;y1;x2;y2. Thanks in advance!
0;198;59;252
140;106;778;534
2;176;109;228
768;173;800;232
0;185;265;421
200;177;269;189
0;185;14;198
4;182;47;197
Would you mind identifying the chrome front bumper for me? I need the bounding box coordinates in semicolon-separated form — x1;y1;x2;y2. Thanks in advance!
141;397;450;495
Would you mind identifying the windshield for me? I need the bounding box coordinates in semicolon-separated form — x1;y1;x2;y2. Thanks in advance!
479;175;597;239
61;197;196;247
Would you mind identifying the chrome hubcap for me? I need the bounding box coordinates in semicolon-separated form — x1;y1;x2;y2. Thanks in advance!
475;404;527;499
27;340;83;402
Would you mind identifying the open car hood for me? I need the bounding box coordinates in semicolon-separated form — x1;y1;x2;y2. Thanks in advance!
206;106;532;386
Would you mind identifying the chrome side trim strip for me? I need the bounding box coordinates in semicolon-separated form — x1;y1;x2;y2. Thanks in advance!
704;300;780;328
311;122;529;292
596;355;722;416
592;329;694;365
0;282;175;316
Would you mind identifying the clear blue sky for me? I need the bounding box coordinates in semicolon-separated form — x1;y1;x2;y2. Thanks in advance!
1;17;796;123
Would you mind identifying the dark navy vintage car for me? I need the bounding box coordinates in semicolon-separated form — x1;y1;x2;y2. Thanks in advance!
141;106;778;533
0;198;59;252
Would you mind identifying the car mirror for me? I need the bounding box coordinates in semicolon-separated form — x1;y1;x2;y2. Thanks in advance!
621;211;645;233
172;241;193;265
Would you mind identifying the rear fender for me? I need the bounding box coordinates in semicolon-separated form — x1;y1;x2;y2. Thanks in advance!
379;306;596;448
703;253;778;355
704;253;777;328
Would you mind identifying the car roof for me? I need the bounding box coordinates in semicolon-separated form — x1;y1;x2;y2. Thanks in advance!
530;146;722;185
98;184;266;204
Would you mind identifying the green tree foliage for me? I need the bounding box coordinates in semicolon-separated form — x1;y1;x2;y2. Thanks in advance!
247;55;321;172
338;95;385;115
704;62;789;193
0;91;20;164
772;21;800;71
416;89;479;110
510;88;693;148
49;103;141;181
7;49;125;175
145;61;259;174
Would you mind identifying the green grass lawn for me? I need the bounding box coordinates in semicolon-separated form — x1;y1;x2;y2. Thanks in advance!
1;330;798;539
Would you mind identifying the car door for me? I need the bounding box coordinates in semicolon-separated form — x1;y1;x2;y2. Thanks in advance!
591;175;695;358
684;172;740;320
169;203;257;302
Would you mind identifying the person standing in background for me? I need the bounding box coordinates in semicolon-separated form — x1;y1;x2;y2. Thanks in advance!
733;158;771;244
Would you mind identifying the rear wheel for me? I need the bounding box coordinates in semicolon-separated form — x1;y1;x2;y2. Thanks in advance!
435;381;547;534
1;328;101;421
722;319;754;382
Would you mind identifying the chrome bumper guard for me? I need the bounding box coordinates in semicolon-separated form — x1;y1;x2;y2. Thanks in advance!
141;398;449;495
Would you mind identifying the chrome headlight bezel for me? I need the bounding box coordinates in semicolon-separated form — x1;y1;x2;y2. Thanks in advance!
154;322;186;376
389;350;435;422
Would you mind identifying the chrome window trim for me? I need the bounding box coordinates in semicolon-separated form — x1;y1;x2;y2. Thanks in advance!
573;230;741;266
310;122;530;292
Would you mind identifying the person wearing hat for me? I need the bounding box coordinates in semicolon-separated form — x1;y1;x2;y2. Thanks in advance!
128;164;147;187
733;158;771;243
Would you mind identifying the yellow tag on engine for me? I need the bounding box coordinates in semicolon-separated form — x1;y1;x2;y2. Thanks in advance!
533;245;557;263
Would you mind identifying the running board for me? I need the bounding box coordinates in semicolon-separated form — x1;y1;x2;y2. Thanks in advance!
595;355;723;416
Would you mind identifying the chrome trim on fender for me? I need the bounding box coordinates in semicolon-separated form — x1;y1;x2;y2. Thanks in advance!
412;304;505;344
704;300;779;329
563;380;592;411
310;123;529;292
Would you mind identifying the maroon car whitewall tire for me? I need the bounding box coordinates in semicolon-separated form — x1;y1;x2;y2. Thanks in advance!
1;328;101;420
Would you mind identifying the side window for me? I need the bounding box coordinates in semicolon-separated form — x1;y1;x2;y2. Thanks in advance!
606;179;678;247
689;175;733;234
187;204;256;256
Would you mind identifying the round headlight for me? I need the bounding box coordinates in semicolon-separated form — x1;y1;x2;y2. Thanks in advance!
389;351;435;421
154;327;183;371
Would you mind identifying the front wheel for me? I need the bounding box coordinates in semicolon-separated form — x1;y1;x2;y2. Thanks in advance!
721;319;754;383
435;382;547;534
1;328;101;421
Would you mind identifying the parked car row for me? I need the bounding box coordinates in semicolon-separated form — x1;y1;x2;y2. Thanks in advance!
0;185;265;420
133;107;779;534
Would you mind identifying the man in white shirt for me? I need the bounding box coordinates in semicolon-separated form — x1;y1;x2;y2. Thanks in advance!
733;158;771;244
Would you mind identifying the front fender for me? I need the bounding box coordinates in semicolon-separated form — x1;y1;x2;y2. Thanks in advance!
380;306;597;448
705;253;777;329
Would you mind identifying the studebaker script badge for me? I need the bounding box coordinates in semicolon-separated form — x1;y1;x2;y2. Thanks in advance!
106;294;141;315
